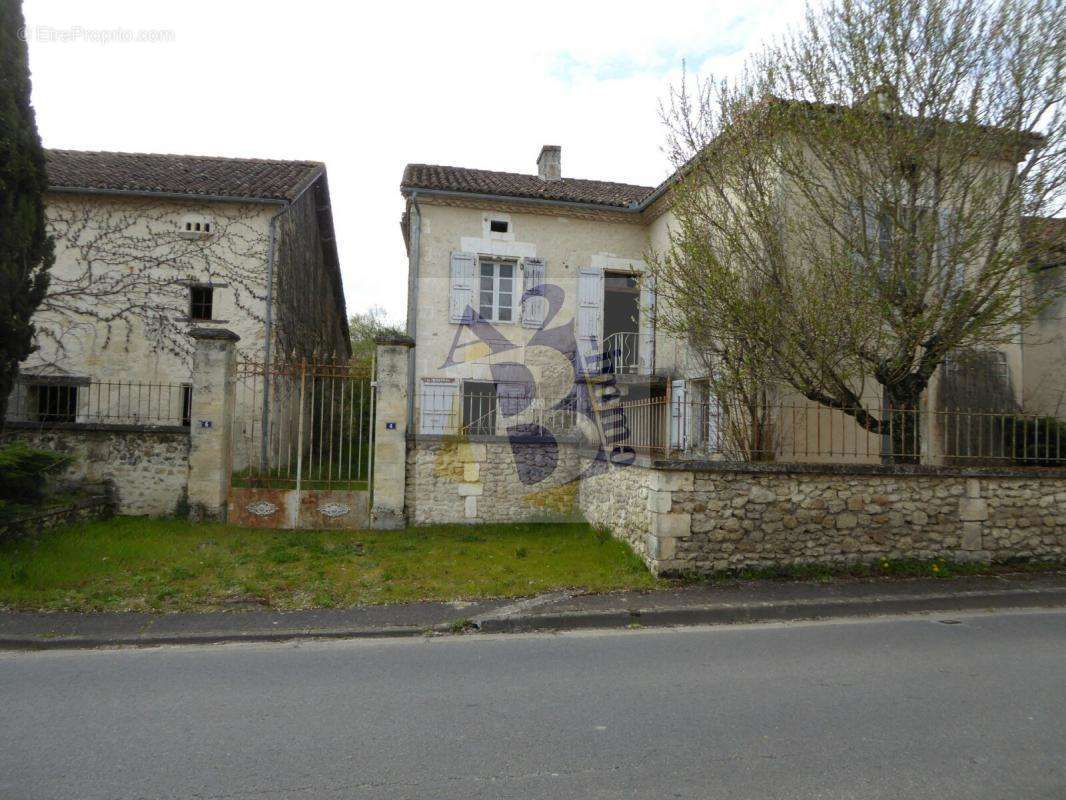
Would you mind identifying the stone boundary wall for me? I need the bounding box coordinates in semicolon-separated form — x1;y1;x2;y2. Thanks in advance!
3;424;190;517
579;455;656;558
406;436;584;525
0;493;115;542
579;459;1066;575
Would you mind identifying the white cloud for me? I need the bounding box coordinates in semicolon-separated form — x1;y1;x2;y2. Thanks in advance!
23;0;806;324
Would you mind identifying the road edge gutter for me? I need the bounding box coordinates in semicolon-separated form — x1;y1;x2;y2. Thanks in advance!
3;585;1065;650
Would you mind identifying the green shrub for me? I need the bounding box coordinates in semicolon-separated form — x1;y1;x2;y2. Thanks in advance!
0;442;72;504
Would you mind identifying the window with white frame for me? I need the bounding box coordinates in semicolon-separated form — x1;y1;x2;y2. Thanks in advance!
851;201;963;290
478;257;515;323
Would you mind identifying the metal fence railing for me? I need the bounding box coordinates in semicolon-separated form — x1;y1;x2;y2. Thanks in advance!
7;379;191;427
231;358;375;490
420;387;578;437
611;397;1066;466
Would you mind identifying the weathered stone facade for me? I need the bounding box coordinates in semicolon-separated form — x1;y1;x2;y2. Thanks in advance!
578;460;1066;575
3;425;190;517
405;437;583;525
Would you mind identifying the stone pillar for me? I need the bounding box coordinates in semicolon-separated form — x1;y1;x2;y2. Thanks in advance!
371;336;414;530
456;442;487;521
186;328;239;521
644;469;693;574
921;374;945;466
958;477;990;562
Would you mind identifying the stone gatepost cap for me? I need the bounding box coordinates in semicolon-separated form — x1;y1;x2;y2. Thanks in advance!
374;335;415;347
190;327;241;342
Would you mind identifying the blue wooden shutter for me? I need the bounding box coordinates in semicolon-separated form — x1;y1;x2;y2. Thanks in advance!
669;379;687;450
420;382;458;434
639;274;656;375
449;252;476;323
576;268;603;374
521;258;547;328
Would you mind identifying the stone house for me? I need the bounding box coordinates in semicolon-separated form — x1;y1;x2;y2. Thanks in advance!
401;146;687;437
3;150;349;515
9;149;349;429
400;139;1046;459
389;140;1065;574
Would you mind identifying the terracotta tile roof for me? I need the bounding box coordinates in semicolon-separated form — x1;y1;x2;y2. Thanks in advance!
45;149;324;202
1022;216;1066;269
401;163;655;209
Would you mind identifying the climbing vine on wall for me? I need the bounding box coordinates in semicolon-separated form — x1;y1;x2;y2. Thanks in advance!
34;196;271;366
30;187;349;371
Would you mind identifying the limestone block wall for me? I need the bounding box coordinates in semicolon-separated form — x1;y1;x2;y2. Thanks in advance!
578;456;654;558
3;425;190;516
405;436;583;525
578;460;1066;575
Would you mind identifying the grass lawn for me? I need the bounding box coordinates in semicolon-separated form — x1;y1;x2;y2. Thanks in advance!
0;517;659;612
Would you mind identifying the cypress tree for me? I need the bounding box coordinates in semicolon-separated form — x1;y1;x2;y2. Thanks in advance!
0;0;53;427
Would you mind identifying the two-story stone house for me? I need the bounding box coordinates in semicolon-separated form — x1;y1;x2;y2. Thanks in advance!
10;149;349;435
401;145;695;442
401;137;1055;465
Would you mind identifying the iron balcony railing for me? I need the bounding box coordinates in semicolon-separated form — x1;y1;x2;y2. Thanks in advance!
602;331;640;374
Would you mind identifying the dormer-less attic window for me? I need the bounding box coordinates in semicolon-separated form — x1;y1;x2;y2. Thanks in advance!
179;216;214;240
484;213;513;241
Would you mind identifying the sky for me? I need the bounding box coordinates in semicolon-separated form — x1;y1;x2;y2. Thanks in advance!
22;0;808;325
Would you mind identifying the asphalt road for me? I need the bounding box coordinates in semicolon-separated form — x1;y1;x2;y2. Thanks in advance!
1;610;1064;799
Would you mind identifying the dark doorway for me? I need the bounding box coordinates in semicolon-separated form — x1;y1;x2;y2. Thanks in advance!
603;273;640;374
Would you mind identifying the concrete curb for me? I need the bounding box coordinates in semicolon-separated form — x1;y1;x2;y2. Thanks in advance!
0;622;470;651
0;625;436;651
3;585;1065;650
475;587;1066;633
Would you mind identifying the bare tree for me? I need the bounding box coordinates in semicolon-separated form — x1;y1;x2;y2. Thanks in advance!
653;0;1064;461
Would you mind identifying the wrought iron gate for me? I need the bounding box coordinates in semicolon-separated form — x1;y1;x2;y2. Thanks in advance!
227;357;375;529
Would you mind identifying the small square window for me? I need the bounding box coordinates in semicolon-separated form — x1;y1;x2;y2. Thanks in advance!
190;286;214;321
489;219;509;234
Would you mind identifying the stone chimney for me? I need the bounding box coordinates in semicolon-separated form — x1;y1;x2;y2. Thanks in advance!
537;145;561;181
